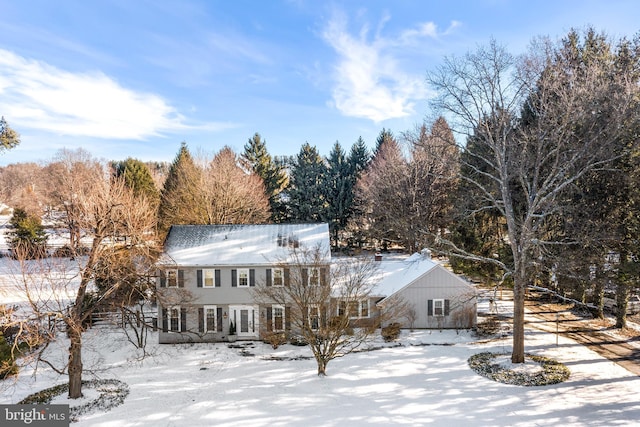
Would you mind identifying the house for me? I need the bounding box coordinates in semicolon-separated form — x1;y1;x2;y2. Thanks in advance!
156;223;331;343
373;251;477;329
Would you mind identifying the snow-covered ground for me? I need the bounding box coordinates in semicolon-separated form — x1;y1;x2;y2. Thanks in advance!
1;299;639;426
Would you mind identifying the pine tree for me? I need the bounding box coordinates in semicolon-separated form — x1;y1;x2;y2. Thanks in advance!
157;143;207;236
324;142;351;249
287;143;328;223
0;117;20;153
7;207;48;259
241;133;288;221
113;158;160;205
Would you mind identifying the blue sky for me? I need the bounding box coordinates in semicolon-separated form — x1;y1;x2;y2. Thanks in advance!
1;0;639;166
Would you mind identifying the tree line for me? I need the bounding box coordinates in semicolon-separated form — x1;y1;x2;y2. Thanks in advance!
0;26;639;378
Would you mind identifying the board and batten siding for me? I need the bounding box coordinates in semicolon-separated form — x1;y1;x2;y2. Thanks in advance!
381;265;477;329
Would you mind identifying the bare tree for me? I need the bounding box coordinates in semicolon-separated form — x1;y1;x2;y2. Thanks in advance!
427;34;638;363
253;247;381;376
7;171;159;398
202;146;271;224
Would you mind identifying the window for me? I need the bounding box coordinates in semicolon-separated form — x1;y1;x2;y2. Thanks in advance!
164;269;183;287
238;269;249;287
169;307;180;332
272;305;285;331
433;299;444;316
309;305;320;330
203;269;215;287
338;300;369;319
204;305;217;332
167;270;177;287
273;268;284;287
360;300;369;318
308;268;320;286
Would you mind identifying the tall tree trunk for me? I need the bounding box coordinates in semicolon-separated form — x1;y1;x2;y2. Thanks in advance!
68;326;83;399
316;357;327;376
511;277;526;363
615;282;628;329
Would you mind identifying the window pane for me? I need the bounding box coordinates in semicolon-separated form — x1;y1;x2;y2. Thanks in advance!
167;271;177;287
273;307;284;331
273;269;283;286
206;308;216;331
434;300;444;316
310;268;319;286
170;308;179;331
239;270;249;287
204;270;214;287
361;300;369;317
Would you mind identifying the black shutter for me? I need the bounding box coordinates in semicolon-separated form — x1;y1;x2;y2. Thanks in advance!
427;300;433;317
266;307;273;331
197;270;203;288
178;270;185;288
444;300;450;316
284;268;290;286
198;308;204;332
160;272;166;288
231;269;237;287
215;269;221;287
217;307;223;332
266;269;272;286
249;269;255;287
285;306;291;331
161;308;168;332
320;267;329;286
302;268;308;286
180;308;187;332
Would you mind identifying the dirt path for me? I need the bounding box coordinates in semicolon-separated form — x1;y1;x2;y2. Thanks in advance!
524;296;640;376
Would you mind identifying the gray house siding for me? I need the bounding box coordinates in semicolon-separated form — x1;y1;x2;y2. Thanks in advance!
378;265;477;330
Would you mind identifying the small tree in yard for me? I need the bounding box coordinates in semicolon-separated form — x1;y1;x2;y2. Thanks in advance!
7;208;48;259
253;247;381;376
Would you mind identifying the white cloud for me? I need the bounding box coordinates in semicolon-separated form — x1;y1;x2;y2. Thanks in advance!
0;49;195;139
322;12;456;122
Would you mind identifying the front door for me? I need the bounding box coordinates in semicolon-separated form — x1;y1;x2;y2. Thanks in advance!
229;305;258;338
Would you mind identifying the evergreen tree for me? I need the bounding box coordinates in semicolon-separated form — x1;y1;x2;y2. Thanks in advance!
157;143;207;236
241;133;288;221
0;117;20;154
7;207;48;259
287;143;328;223
324;142;351;249
113;158;160;205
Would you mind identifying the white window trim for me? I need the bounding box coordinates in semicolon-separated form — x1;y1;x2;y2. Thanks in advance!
204;305;217;333
272;268;284;287
272;304;285;331
433;299;445;317
168;306;181;332
203;269;215;288
308;267;320;286
237;268;249;287
166;270;178;288
338;299;370;319
308;304;320;330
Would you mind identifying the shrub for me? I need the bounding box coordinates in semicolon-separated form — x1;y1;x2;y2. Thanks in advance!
0;333;18;379
263;331;287;349
289;334;308;346
381;322;401;342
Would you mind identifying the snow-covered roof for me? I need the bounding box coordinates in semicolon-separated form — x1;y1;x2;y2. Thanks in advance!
160;223;330;267
371;252;438;298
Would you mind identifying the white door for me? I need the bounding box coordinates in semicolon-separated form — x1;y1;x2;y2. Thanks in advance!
229;305;258;338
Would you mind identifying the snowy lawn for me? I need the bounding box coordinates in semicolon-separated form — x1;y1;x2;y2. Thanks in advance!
2;323;639;427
